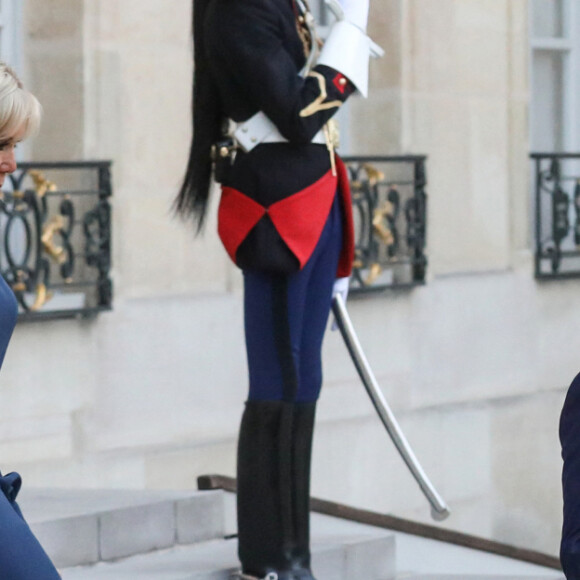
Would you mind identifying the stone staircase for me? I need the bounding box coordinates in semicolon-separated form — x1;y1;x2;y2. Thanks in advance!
17;486;565;579
20;487;396;579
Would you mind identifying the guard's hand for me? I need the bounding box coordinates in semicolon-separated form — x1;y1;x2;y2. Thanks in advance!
336;0;369;31
331;277;350;331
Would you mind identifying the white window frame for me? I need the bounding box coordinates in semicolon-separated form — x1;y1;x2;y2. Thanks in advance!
0;0;21;70
530;0;580;152
529;0;580;254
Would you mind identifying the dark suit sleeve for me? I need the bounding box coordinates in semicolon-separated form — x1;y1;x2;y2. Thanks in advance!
207;0;355;144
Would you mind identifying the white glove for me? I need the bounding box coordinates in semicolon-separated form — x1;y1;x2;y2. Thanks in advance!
331;277;350;331
337;0;369;32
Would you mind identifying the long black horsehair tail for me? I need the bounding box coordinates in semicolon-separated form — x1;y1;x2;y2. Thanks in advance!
174;0;223;232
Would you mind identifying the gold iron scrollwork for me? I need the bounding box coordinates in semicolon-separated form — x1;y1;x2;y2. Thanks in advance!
41;215;67;265
362;163;384;186
364;199;395;286
30;283;52;311
357;164;396;287
24;171;60;310
373;199;396;246
29;170;57;198
9;271;52;311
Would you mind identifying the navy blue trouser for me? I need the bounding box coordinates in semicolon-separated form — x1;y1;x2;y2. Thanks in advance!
243;193;343;403
0;278;60;579
561;373;580;578
0;473;60;579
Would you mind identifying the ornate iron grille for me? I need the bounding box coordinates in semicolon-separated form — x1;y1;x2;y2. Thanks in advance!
531;153;580;279
342;155;428;293
0;161;112;321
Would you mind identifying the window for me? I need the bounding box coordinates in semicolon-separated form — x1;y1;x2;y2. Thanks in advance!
0;0;20;68
530;0;580;152
530;1;580;277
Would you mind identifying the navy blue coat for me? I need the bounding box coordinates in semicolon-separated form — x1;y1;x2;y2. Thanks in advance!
561;373;580;578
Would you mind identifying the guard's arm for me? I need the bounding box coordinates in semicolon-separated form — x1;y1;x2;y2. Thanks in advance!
208;0;362;144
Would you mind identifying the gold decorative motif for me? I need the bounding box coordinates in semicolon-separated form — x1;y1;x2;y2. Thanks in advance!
28;170;57;198
362;164;385;186
30;283;53;312
299;71;343;118
373;201;395;245
364;262;383;286
41;215;67;264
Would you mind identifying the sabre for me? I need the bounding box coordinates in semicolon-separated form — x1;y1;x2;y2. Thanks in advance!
331;294;451;521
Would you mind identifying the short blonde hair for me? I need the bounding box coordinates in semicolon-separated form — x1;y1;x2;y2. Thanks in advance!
0;62;41;141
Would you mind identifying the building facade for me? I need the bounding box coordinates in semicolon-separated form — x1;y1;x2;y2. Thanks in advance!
0;0;574;556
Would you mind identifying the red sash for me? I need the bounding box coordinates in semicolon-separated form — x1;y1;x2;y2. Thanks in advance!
218;157;354;276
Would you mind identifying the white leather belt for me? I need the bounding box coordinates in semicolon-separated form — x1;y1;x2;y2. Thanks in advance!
231;112;326;152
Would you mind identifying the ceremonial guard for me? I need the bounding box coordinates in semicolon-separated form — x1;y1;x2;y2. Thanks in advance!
560;373;580;579
176;0;381;578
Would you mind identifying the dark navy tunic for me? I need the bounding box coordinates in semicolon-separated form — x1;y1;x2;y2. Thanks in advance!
0;275;17;370
205;0;355;275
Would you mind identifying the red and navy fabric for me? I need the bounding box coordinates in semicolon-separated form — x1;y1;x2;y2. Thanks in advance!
244;193;343;403
204;0;356;275
219;156;354;277
560;373;580;578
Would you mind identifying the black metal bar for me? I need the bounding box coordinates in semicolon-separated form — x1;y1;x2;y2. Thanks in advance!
343;155;429;293
531;152;580;281
343;155;427;163
534;157;542;278
17;161;112;169
0;161;113;320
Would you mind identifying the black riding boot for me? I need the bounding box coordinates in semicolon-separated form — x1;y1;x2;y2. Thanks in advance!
289;402;317;580
237;400;295;580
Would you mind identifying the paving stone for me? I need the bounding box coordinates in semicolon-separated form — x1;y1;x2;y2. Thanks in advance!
33;514;99;569
177;490;224;545
343;535;397;579
99;500;177;561
60;514;397;580
22;488;225;566
397;576;564;580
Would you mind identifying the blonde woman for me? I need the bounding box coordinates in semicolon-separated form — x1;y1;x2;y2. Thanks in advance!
0;62;60;579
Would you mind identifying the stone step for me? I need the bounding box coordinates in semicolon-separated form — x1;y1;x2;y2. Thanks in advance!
60;513;397;580
19;488;225;569
392;528;564;579
396;576;563;580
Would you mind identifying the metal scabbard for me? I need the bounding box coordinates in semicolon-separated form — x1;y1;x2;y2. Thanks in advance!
331;294;450;521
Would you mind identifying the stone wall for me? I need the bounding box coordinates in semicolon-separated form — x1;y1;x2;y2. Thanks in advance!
2;0;571;557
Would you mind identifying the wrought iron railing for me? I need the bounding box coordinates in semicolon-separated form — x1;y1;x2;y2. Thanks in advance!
531;153;580;279
0;161;112;321
342;155;428;292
